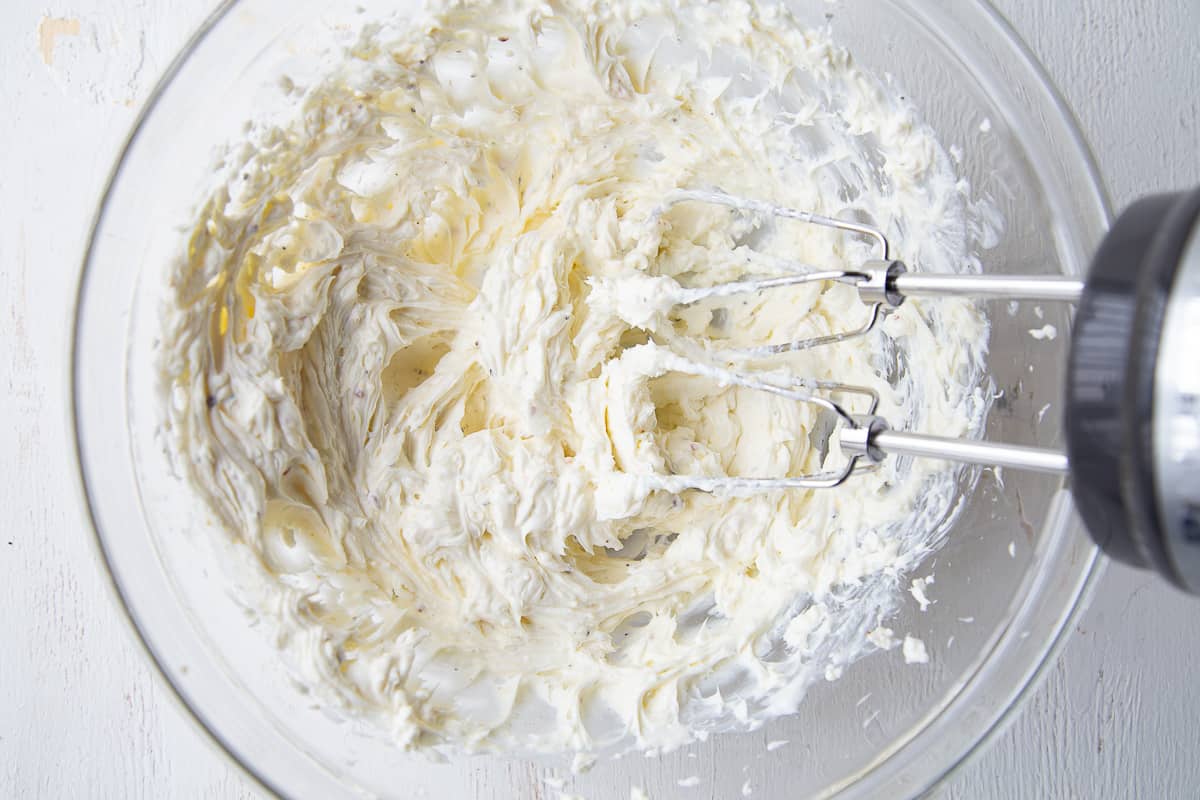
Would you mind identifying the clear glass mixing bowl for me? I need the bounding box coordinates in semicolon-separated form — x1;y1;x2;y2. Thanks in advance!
72;0;1109;796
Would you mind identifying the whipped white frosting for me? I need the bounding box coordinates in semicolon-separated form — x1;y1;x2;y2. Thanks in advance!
160;0;993;757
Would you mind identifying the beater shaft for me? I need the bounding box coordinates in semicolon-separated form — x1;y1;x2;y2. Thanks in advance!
888;271;1084;303
855;429;1070;474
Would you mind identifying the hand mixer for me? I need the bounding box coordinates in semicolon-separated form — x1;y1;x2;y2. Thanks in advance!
639;188;1200;594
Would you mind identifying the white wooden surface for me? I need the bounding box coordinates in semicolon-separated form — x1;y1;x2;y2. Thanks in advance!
2;0;1197;797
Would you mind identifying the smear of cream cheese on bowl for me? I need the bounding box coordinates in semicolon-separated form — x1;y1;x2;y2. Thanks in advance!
159;0;996;760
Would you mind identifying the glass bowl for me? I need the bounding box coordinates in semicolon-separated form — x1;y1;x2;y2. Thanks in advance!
72;0;1108;796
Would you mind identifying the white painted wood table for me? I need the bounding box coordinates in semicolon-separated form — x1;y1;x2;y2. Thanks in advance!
3;0;1198;796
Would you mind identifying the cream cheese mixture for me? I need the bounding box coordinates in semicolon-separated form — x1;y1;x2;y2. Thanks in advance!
161;0;994;756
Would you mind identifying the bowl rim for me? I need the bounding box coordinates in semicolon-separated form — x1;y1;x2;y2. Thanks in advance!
893;3;1109;791
69;0;1111;796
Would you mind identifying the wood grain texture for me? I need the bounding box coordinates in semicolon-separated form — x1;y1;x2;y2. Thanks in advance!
1;2;256;797
1;0;1196;797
